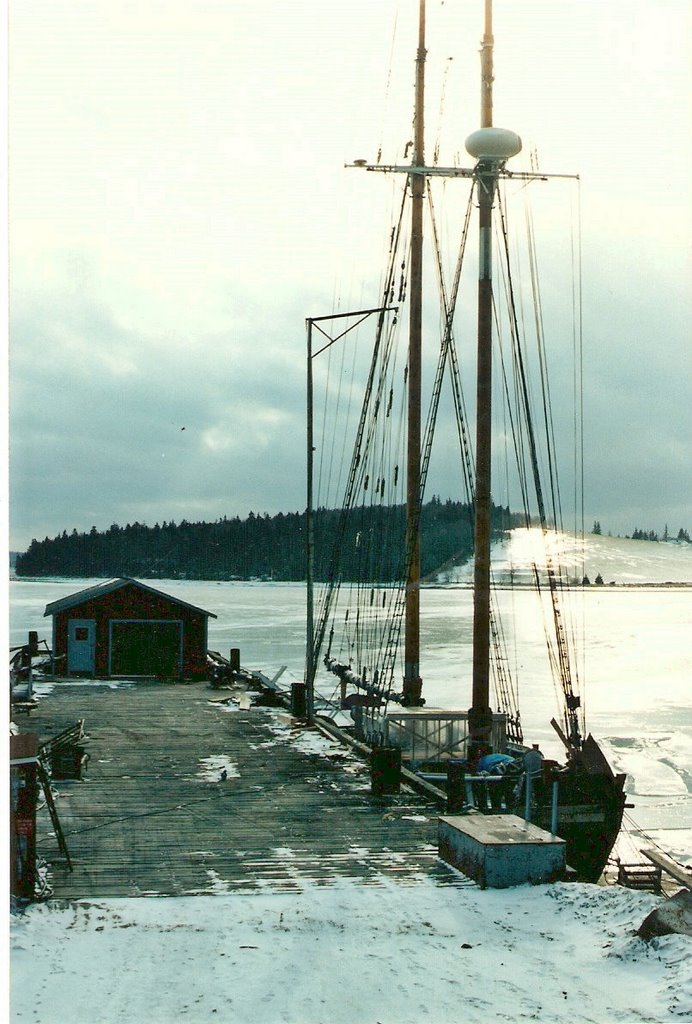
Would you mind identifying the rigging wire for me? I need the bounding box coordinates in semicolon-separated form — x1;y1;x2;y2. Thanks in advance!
425;181;476;503
313;140;586;752
353;177;478;712
431;57;453;168
496;183;578;731
571;176;588;717
315;313;358;515
312;186;410;700
496;185;585;748
525;171;587;736
496;194;566;721
375;7;400;167
428;178;522;741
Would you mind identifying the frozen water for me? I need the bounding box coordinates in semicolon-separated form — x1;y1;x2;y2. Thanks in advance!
10;531;691;863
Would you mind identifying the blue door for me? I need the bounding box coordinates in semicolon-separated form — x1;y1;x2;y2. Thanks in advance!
67;619;96;674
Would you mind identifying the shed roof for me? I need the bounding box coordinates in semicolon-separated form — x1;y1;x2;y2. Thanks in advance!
44;578;217;619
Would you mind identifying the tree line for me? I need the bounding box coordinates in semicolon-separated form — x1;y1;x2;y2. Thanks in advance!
15;499;519;582
592;522;690;543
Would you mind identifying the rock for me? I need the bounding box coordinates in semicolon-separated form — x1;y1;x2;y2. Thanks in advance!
638;889;692;940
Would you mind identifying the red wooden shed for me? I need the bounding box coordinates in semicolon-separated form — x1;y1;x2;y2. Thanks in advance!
44;578;216;680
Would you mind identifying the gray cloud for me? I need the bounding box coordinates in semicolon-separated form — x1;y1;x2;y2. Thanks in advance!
10;282;308;546
8;1;691;551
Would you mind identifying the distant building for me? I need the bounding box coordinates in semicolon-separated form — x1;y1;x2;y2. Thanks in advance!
44;578;216;680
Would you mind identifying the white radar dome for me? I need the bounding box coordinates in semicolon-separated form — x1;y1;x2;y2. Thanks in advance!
465;127;522;161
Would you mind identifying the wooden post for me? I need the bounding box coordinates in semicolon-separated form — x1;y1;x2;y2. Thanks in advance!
469;0;497;748
306;318;315;723
403;0;427;707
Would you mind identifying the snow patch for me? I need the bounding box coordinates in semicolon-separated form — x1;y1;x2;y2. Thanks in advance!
195;757;240;781
207;697;240;712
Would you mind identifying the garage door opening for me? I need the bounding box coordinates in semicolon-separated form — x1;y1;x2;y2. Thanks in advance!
110;620;182;677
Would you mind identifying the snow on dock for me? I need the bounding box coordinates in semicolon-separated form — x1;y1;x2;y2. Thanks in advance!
11;680;692;1024
24;681;454;898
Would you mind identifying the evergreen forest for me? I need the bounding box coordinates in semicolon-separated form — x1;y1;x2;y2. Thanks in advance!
14;499;519;582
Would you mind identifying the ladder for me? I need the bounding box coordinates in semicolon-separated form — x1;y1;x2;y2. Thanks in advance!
36;762;72;871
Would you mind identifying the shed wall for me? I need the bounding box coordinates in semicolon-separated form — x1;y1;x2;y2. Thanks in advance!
52;583;209;678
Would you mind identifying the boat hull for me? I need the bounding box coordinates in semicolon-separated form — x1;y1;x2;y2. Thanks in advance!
476;735;627;882
420;735;626;882
521;765;627;883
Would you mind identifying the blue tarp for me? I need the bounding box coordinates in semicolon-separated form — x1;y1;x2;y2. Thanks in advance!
477;753;515;773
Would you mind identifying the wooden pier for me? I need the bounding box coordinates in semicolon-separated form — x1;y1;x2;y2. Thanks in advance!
23;681;468;898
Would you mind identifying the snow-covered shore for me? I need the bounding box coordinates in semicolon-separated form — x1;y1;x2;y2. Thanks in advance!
9;566;691;1023
10;878;691;1023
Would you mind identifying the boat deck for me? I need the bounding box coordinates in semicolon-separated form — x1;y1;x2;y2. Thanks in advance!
20;681;468;898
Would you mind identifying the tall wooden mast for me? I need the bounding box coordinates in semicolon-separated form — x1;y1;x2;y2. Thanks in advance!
402;0;426;706
345;0;519;715
467;0;520;748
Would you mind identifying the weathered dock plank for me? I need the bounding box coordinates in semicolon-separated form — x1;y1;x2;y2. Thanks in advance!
23;682;467;897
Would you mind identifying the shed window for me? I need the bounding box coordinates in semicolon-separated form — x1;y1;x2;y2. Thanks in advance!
75;627;89;641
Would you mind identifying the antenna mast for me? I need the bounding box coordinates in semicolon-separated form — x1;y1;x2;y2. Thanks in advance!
480;0;493;128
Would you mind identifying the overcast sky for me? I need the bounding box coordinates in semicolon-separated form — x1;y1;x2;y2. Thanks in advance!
8;0;691;552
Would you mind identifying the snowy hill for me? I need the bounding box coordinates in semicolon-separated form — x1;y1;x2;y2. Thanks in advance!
436;529;692;586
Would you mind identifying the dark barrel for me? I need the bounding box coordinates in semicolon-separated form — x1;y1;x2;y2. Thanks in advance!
370;745;401;795
291;681;307;718
446;760;466;813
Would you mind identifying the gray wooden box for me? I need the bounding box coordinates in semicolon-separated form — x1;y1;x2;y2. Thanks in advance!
439;813;566;888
